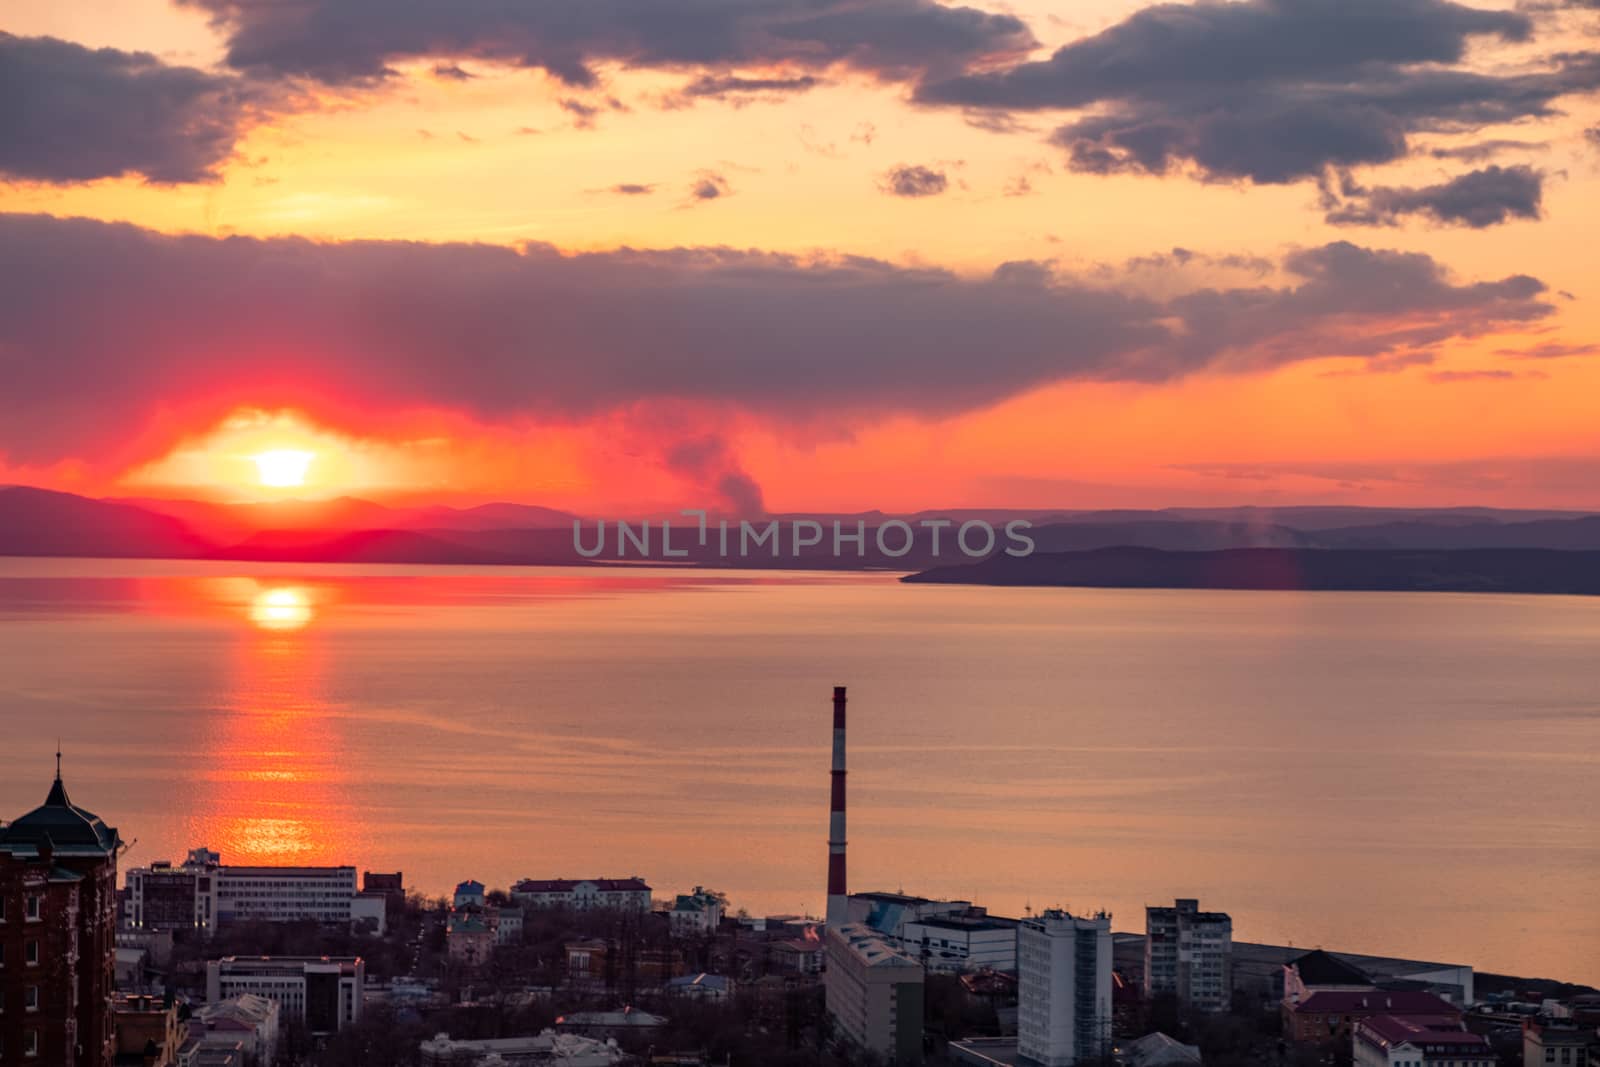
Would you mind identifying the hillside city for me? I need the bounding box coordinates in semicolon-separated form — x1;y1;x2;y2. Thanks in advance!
2;691;1595;1067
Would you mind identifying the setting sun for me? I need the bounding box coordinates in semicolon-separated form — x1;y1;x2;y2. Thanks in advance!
253;449;314;488
249;587;313;631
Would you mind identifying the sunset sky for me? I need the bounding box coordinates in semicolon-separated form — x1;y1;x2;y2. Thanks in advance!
3;0;1599;513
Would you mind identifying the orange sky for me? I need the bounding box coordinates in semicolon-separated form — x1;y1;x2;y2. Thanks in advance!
2;0;1599;511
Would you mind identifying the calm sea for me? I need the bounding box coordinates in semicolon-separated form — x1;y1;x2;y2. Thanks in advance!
0;557;1595;984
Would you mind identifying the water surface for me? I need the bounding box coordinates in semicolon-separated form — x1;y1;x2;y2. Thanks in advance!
1;557;1595;984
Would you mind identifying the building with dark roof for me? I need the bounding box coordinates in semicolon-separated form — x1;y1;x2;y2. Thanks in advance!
1;765;122;1067
1288;990;1462;1045
1354;1015;1495;1067
510;878;651;913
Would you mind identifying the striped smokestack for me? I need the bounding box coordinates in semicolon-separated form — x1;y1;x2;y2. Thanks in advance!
826;685;848;929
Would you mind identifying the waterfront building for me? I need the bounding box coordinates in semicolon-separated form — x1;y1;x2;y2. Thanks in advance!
823;923;926;1065
0;769;121;1067
510;878;651;912
668;886;723;935
1354;1016;1495;1067
124;850;384;934
204;956;364;1035
1144;899;1233;1012
1017;908;1113;1067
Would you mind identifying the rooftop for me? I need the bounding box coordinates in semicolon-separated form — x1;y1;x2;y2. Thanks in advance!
1296;990;1458;1015
1292;948;1376;987
1358;1016;1492;1051
0;769;121;857
513;877;650;893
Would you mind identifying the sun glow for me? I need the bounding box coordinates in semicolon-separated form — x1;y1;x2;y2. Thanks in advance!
250;587;314;631
253;449;315;488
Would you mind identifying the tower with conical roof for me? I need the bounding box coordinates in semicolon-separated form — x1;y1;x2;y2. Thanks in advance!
1;760;121;1067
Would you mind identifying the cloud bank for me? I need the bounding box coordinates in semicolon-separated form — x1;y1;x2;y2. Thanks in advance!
0;213;1559;467
0;33;257;184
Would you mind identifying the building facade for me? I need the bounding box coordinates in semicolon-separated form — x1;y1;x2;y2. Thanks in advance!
0;771;121;1067
510;878;651;912
1354;1016;1495;1067
1144;899;1232;1012
124;850;369;932
668;887;724;935
1017;909;1113;1067
824;923;926;1065
205;957;364;1035
902;916;1018;973
1524;1019;1595;1067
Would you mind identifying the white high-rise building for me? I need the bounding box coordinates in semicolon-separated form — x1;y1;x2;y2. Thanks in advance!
206;956;364;1035
1017;908;1112;1067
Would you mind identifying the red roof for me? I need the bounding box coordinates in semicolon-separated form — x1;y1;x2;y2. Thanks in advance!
1358;1016;1492;1051
1296;991;1459;1016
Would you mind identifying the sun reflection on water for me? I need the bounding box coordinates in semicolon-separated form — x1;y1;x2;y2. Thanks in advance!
249;586;314;631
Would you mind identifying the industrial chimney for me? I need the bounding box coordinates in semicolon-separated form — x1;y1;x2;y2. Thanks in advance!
826;685;848;930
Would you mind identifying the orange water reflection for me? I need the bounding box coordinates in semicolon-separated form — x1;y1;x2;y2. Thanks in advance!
189;594;360;866
249;586;314;631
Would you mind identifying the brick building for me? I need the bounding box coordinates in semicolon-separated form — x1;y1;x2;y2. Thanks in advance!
0;768;122;1067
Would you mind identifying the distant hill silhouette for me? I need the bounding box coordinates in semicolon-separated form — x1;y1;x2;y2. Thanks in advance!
6;485;1600;576
0;486;209;559
905;546;1600;595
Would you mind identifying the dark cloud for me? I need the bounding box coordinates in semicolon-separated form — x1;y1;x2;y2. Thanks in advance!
560;98;602;129
609;183;656;196
432;62;474;81
1322;165;1545;228
176;0;1035;87
689;173;731;200
1428;368;1546;382
1587;126;1600;149
0;215;1558;464
679;74;820;101
881;164;949;197
0;33;257;184
1495;340;1599;358
1428;139;1546;162
916;0;1600;184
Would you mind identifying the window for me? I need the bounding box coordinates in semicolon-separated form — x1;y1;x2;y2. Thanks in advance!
26;1029;40;1057
25;895;42;921
25;940;40;965
26;985;40;1011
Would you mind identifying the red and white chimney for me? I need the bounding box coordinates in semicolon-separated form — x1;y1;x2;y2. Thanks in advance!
826;685;848;929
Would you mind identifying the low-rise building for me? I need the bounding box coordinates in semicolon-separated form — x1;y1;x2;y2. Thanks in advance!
192;994;281;1065
902;915;1018;973
205;956;364;1035
125;849;380;933
114;993;188;1067
1524;1018;1595;1067
419;1030;626;1066
824;923;926;1065
1121;1031;1203;1067
510;878;651;912
453;880;486;910
773;937;825;975
556;1008;667;1040
1287;991;1460;1045
668;887;723;935
447;912;495;969
666;973;734;1001
1355;1016;1495;1067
